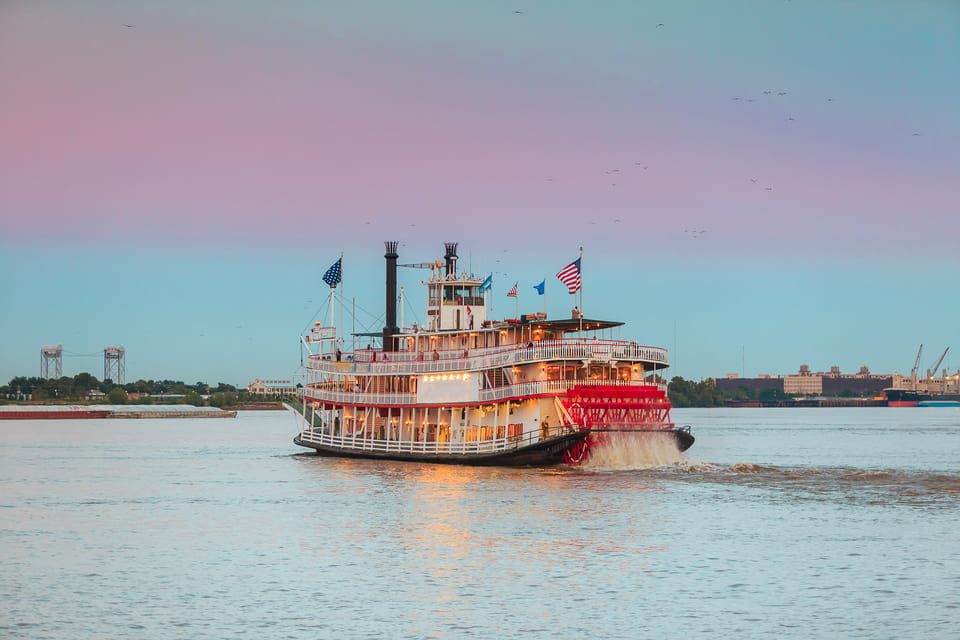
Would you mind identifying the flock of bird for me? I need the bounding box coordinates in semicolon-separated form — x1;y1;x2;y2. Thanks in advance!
116;13;928;244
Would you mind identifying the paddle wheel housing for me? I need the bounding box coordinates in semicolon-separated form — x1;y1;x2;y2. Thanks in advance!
559;384;674;464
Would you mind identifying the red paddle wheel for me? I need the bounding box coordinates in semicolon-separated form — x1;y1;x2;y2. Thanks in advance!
559;384;674;465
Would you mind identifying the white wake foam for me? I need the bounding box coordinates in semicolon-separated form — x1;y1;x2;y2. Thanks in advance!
581;432;685;470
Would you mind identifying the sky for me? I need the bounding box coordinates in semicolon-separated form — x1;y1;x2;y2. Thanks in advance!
2;0;958;386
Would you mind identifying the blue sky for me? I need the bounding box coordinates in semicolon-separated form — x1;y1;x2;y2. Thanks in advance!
1;1;958;386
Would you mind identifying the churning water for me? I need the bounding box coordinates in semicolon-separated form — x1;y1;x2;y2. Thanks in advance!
581;431;685;469
2;408;959;639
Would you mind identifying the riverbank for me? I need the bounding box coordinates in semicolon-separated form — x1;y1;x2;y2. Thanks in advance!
0;405;237;419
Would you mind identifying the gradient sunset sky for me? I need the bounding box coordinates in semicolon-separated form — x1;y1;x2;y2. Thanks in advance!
2;0;958;386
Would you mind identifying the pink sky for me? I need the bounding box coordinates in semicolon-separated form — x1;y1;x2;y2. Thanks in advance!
1;1;958;384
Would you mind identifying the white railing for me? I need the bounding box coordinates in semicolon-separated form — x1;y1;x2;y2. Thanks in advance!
307;339;668;376
297;425;578;455
478;379;667;402
303;388;417;405
302;379;666;406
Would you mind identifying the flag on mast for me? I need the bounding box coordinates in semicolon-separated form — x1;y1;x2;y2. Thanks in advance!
533;280;545;295
506;283;518;298
322;258;342;288
556;258;581;294
481;273;493;291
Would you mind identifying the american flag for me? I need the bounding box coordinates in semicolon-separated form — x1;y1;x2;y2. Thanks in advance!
506;282;518;297
556;258;581;294
322;257;342;288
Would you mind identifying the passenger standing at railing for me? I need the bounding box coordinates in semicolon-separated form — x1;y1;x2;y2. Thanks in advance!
540;417;550;440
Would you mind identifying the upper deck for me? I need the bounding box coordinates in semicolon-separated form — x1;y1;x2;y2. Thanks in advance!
307;336;668;376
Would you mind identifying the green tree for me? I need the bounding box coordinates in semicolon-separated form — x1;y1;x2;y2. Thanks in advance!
183;390;205;407
73;372;98;392
209;392;237;407
668;376;725;408
108;387;128;404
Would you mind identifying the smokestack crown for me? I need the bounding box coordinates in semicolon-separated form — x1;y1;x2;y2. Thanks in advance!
443;241;458;277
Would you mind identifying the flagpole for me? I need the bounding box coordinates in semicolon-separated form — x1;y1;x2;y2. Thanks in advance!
489;273;494;319
338;252;344;350
578;246;583;337
329;284;335;333
543;276;547;317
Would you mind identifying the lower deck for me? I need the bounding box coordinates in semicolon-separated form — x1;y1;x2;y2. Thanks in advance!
293;424;588;466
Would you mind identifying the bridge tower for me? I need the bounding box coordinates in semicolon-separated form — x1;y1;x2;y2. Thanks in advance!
104;346;125;384
41;345;63;379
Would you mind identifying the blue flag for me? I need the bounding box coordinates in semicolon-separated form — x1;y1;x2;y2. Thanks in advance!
481;273;493;291
533;280;545;295
322;258;342;288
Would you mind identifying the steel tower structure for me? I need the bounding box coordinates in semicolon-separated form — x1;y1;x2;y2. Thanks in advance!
41;345;63;379
104;346;125;384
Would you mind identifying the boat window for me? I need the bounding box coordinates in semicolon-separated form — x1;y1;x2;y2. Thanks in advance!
443;285;485;306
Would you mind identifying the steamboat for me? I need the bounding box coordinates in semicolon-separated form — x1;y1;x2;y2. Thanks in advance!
289;242;693;466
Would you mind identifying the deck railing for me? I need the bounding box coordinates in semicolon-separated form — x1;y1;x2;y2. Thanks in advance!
303;388;417;405
297;424;577;456
478;378;668;402
301;378;666;406
308;338;667;376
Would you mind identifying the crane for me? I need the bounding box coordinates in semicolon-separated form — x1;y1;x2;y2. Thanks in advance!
911;344;923;379
928;347;950;379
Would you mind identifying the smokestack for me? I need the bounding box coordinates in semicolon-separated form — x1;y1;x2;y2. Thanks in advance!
444;242;458;278
383;241;399;351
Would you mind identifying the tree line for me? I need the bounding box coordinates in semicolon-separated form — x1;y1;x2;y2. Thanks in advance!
0;374;292;407
667;376;791;407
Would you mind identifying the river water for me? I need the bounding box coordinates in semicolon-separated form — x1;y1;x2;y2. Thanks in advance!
2;408;958;639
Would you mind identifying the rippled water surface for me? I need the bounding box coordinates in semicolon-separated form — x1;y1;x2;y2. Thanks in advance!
2;408;959;639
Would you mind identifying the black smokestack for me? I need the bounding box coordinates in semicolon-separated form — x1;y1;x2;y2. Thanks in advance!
383;241;399;351
444;242;458;278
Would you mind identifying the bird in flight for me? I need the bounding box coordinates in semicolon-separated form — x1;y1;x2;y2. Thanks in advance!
656;23;664;28
750;178;758;183
122;24;135;28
